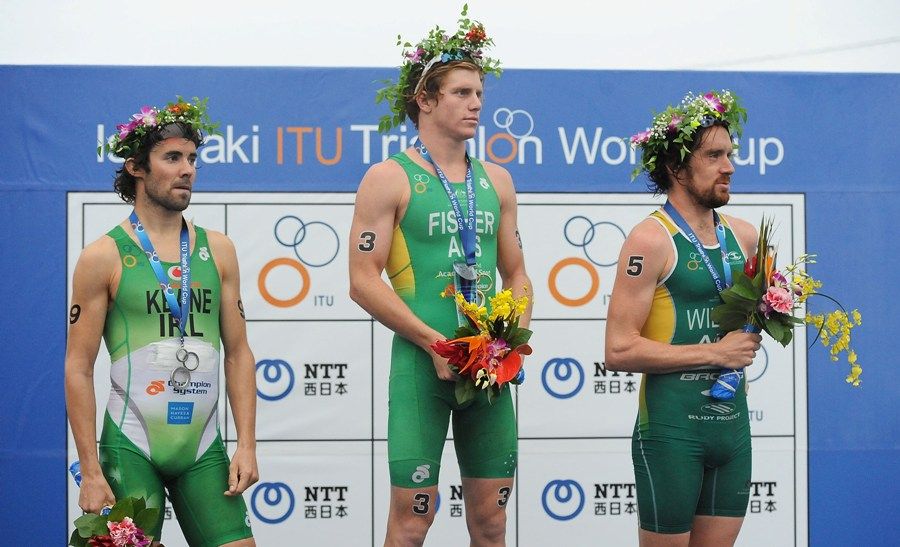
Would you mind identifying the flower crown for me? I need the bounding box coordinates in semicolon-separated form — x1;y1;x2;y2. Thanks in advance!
629;90;747;181
100;96;218;159
375;4;502;132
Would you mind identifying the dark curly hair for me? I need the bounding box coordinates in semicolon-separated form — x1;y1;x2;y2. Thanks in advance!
113;122;203;204
646;120;730;195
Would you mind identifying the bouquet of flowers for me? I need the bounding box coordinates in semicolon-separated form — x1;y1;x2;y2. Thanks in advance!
711;217;862;399
69;497;157;547
431;287;532;404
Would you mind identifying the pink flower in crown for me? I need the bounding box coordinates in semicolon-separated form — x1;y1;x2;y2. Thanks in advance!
763;286;793;315
406;47;426;63
132;106;157;127
667;115;683;133
703;92;725;113
116;120;138;139
630;130;651;146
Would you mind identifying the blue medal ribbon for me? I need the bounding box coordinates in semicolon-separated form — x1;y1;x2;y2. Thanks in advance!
129;211;192;341
662;201;747;400
415;141;478;268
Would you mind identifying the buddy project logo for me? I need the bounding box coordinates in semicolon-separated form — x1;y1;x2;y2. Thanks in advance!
258;215;340;308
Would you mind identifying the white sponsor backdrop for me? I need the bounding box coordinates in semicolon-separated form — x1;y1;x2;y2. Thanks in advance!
67;192;806;546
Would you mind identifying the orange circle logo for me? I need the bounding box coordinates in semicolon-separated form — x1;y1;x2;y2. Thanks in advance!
548;257;599;306
258;258;310;307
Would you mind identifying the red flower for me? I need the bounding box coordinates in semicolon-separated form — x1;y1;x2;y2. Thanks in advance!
744;255;758;278
88;535;116;547
466;25;486;43
431;339;470;367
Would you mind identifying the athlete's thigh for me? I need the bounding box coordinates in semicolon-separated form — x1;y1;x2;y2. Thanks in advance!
388;484;440;524
100;420;167;540
452;387;517;480
632;432;705;534
387;339;453;488
696;437;751;518
687;515;743;547
168;440;252;547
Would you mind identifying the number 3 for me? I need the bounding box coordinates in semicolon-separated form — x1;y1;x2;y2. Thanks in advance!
412;493;430;515
626;256;644;276
358;231;376;252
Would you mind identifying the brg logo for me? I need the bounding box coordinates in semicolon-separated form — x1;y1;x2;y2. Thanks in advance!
542;479;585;521
251;482;295;524
256;359;295;401
548;216;625;306
541;358;585;399
258;215;340;308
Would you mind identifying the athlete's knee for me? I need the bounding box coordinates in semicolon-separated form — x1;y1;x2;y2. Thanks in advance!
466;509;507;544
386;510;435;546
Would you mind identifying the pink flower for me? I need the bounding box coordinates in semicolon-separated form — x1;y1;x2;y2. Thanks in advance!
630;130;651;146
771;271;787;288
116;121;136;139
406;47;426;63
763;286;793;315
107;516;149;547
132;106;157;127
667;115;683;132
703;92;725;113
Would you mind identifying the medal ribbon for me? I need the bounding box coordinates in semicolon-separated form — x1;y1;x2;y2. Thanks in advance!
663;201;733;292
415;141;477;268
129;211;192;340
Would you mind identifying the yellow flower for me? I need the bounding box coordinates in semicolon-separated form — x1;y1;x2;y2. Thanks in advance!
808;309;862;386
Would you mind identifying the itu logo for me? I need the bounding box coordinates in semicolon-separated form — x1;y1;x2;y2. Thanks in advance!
258;215;340;308
256;359;295;401
548;216;625;306
541;358;585;399
251;482;295;524
542;480;585;521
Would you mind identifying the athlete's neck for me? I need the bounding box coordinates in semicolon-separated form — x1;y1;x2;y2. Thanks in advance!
415;130;469;178
132;200;187;238
666;192;717;238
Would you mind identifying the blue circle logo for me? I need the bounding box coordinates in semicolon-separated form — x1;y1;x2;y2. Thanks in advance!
251;482;295;524
563;216;626;267
274;215;340;268
747;344;769;383
542;480;585;521
541;358;585;399
256;359;295;401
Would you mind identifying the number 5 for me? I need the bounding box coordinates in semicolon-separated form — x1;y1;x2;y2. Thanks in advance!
625;255;644;276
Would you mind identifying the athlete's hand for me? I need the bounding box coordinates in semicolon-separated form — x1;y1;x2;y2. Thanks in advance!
429;349;459;382
79;472;116;514
225;445;259;496
716;330;763;368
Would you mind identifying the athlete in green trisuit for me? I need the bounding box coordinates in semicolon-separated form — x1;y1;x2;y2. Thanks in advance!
65;98;258;547
606;91;763;547
349;9;532;547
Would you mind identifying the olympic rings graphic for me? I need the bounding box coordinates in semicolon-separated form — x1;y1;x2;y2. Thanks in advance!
541;480;585;521
541;358;585;399
687;252;702;271
563;216;626;267
413;173;430;194
122;255;137;268
548;257;598;307
274;215;340;268
251;482;295;524
258;258;310;307
493;108;534;139
256;359;295;401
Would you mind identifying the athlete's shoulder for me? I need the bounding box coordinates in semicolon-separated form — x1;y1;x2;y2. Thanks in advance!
203;228;237;258
720;213;758;252
480;161;513;187
74;229;121;286
627;215;672;248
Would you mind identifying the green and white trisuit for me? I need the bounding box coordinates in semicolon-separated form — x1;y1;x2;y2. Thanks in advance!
99;224;252;546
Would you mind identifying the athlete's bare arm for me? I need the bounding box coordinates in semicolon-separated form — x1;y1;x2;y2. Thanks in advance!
208;230;259;496
348;159;456;380
64;236;120;513
485;163;533;327
604;218;760;373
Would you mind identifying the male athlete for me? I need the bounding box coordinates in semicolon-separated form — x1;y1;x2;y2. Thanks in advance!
349;9;531;547
605;91;762;547
66;97;258;546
